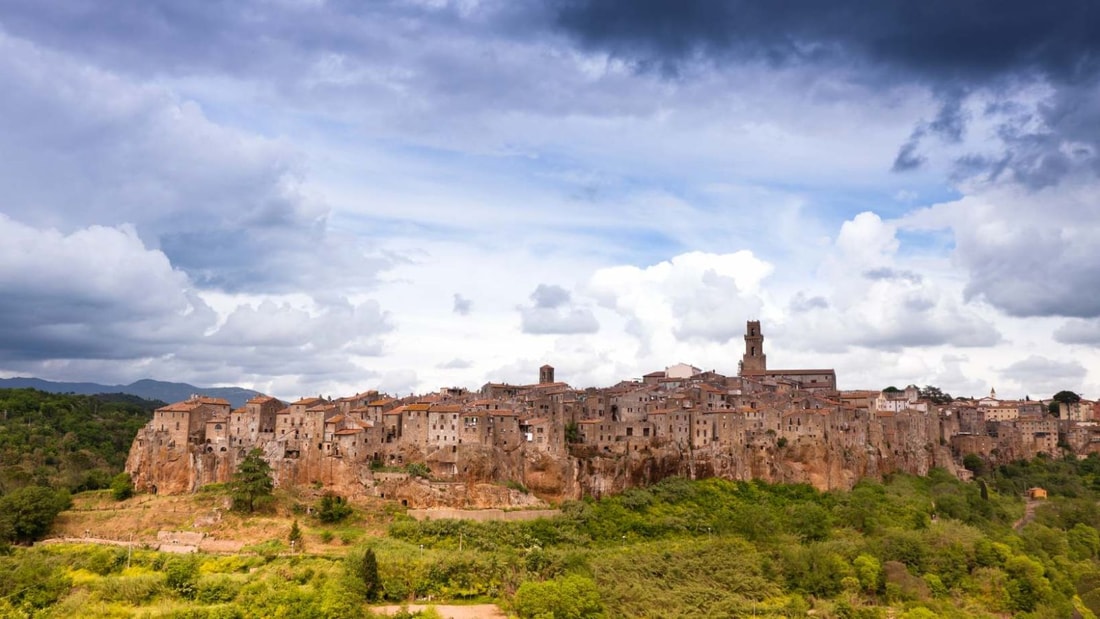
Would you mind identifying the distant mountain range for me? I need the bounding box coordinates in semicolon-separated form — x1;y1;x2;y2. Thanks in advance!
0;377;263;409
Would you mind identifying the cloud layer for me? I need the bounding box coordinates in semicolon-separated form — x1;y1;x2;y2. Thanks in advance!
0;2;1096;400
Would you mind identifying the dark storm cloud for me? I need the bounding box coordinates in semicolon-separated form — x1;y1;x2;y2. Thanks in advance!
15;1;1096;85
552;0;1100;183
891;138;926;172
552;1;1100;83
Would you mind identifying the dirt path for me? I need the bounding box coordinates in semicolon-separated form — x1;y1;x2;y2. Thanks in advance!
371;604;507;618
1014;499;1040;531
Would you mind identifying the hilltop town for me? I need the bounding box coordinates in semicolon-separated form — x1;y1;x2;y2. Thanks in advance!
126;322;1094;507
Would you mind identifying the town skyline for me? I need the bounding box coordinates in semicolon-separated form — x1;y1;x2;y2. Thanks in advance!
2;2;1099;401
127;322;1090;502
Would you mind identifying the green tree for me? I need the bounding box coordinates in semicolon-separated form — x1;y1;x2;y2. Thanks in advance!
317;492;353;523
405;462;430;479
564;422;580;444
1050;390;1081;417
1052;390;1081;405
0;389;160;495
787;503;832;541
230;448;273;512
919;385;953;404
1068;523;1100;560
1005;554;1053;612
319;575;366;619
963;454;986;477
0;486;71;544
853;554;882;594
0;552;72;610
347;547;381;601
165;557;199;599
110;472;134;501
513;574;603;619
289;519;303;551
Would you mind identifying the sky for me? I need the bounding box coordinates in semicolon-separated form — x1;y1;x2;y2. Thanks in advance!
2;1;1100;401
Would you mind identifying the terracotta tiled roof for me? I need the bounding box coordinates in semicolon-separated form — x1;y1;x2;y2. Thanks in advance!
157;401;203;413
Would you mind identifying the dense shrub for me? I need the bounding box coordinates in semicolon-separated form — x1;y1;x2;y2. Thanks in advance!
513;574;603;619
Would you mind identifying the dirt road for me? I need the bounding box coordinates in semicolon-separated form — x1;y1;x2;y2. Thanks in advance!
371;604;507;618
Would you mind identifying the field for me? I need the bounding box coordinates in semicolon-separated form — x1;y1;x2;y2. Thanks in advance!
50;487;398;554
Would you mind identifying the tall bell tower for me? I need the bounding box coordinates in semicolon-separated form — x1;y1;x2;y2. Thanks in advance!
741;320;767;374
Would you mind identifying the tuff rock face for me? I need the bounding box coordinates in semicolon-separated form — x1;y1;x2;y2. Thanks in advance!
126;406;965;508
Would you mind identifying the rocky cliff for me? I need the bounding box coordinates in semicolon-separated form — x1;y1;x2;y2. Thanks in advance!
123;408;970;507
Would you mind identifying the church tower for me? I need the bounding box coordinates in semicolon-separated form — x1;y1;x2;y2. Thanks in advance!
539;364;555;384
741;320;767;374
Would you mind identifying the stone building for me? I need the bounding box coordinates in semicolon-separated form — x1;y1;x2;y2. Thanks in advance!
738;321;837;393
126;339;1075;501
